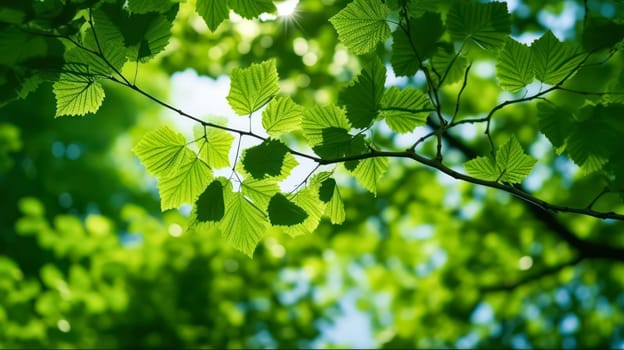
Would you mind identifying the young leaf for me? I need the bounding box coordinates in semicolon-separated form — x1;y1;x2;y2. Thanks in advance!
133;126;188;178
229;0;275;19
531;31;585;85
241;177;280;211
302;105;351;146
339;58;386;129
329;0;391;55
157;153;213;211
465;136;536;183
227;59;280;115
195;179;225;222
197;128;234;169
446;1;510;50
495;136;537;183
196;0;229;31
464;156;499;181
242;139;292;179
262;96;303;137
379;87;432;133
53;74;104;117
219;187;268;257
497;38;534;91
268;193;308;226
349;157;388;196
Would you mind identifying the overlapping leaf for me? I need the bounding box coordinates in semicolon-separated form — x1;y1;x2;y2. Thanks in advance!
268;193;308;226
329;0;391;55
229;0;275;19
241;177;280;211
196;0;230;31
339;58;386;129
219;183;269;257
195;179;226;223
197;128;234;169
318;176;345;224
348;156;389;195
241;139;294;179
302;105;351;145
379;87;432;133
157;154;212;210
227;59;280;115
430;45;469;85
133;126;189;177
497;38;534;91
447;1;510;50
464;136;536;183
531;31;585;85
262;96;303;137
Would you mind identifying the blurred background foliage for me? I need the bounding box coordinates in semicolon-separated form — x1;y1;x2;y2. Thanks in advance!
1;0;624;348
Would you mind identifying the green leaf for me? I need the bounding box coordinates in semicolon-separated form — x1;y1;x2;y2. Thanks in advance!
53;73;105;117
227;59;280;115
196;0;230;32
531;31;585;85
464;156;499;182
465;136;536;183
302;105;351;146
229;0;275;19
280;183;325;237
241;177;280;211
390;27;420;77
495;136;537;183
92;2;177;62
197;128;234;169
407;0;440;18
379;87;432;133
313;128;367;160
127;0;180;13
133;126;188;177
268;193;308;226
329;0;391;55
242;139;293;179
446;1;510;50
157;153;213;211
195;179;225;222
537;102;574;149
318;177;345;224
496;37;534;91
262;96;303;137
349;157;388;195
339;58;386;128
430;45;468;85
219;185;268;257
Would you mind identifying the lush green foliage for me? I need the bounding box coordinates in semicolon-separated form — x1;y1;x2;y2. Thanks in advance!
1;0;624;348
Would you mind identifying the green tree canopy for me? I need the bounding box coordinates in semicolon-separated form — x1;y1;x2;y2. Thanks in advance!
1;0;624;348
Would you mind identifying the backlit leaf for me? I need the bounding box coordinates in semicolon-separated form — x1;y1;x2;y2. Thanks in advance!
197;128;234;169
242;139;295;179
219;185;268;257
464;156;499;182
349;156;388;195
262;96;303;137
241;177;280;211
133;126;188;177
495;136;537;183
227;59;280;115
339;58;386;128
302;105;351;146
329;0;391;55
53;74;104;117
158;153;213;210
380;87;432;133
195;179;226;222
